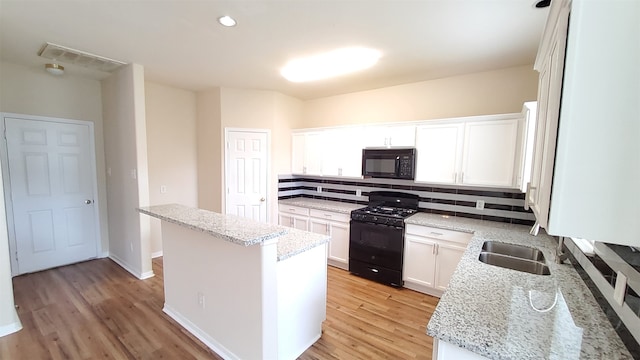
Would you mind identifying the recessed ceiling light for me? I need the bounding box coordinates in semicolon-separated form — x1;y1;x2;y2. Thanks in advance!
218;15;237;27
280;47;381;83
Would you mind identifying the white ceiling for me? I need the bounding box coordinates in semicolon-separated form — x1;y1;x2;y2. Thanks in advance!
0;0;549;100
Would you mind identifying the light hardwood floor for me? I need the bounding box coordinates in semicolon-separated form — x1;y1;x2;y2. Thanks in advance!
0;258;438;359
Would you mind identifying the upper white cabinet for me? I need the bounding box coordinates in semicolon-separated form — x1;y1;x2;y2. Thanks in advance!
363;124;416;148
415;116;523;188
291;132;323;176
529;0;639;246
322;127;363;177
462;119;520;187
414;123;464;184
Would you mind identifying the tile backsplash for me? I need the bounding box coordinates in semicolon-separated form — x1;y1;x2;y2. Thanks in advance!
278;174;535;225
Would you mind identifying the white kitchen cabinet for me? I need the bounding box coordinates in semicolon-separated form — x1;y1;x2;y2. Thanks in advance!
403;224;472;297
415;123;464;184
363;124;416;148
309;209;350;270
528;0;639;246
461;119;520;187
322;127;363;177
415;116;522;188
291;132;323;176
278;205;309;231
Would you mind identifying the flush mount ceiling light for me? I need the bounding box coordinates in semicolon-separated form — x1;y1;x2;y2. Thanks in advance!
45;63;64;75
218;15;237;27
280;47;382;83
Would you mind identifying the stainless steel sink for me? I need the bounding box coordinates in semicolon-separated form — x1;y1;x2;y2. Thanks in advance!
481;241;546;262
478;242;550;275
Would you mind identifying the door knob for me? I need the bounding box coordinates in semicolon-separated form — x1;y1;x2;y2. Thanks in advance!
85;199;93;204
260;197;265;202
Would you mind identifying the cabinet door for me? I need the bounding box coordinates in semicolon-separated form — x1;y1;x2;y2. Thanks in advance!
328;222;349;266
434;242;467;291
461;119;519;187
305;132;323;176
403;235;437;288
529;9;568;230
309;219;329;235
279;213;295;228
291;133;306;174
323;127;363;177
415;123;464;184
363;125;416;147
293;216;310;231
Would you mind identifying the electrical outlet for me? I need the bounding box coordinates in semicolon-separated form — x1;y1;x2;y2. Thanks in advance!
160;185;167;194
614;271;627;306
197;292;206;309
317;186;322;193
356;189;362;197
476;200;485;210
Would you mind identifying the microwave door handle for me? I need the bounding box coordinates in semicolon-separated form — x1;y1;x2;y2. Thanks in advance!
395;156;400;175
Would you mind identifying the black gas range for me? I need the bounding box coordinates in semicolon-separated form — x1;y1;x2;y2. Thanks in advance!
349;191;419;287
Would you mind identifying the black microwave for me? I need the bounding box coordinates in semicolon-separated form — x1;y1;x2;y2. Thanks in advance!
362;148;416;180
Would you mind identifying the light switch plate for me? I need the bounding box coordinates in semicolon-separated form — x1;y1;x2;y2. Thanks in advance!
476;200;485;210
317;186;322;193
614;271;627;306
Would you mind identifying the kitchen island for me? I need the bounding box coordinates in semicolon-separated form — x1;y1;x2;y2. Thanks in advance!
407;213;632;359
138;204;330;360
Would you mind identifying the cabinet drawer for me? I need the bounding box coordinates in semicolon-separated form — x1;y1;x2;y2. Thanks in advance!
278;205;310;216
309;209;350;223
405;224;472;245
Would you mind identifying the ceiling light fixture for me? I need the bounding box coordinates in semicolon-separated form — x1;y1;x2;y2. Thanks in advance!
218;15;237;27
45;63;64;75
280;47;381;83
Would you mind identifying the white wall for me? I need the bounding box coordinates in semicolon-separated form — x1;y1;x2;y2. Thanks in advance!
196;89;222;212
0;157;21;337
0;61;110;256
302;65;539;127
101;64;152;279
145;82;198;256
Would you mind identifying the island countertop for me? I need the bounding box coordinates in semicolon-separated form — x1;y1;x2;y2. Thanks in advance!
406;213;631;359
139;204;287;246
139;204;330;261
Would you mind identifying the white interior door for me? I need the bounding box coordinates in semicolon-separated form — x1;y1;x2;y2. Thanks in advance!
225;130;268;223
5;117;99;274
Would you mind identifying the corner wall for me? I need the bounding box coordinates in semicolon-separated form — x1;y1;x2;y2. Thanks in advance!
302;65;538;127
145;82;198;256
101;64;152;279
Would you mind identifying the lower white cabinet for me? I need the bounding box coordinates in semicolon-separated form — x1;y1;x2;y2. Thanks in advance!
309;209;350;270
403;224;472;297
278;204;351;269
278;205;310;231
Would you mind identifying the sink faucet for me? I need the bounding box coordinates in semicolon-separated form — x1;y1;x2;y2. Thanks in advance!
556;237;569;264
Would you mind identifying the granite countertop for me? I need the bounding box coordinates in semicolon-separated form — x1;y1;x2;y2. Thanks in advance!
408;213;632;359
279;198;364;214
139;204;329;261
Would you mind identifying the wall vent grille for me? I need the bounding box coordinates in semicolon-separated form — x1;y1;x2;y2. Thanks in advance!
38;42;126;72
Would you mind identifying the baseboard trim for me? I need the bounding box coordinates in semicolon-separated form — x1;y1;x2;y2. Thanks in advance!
0;309;22;338
151;251;163;259
163;304;238;360
108;254;154;280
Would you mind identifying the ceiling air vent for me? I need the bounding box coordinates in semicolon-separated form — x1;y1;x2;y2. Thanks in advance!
38;42;126;72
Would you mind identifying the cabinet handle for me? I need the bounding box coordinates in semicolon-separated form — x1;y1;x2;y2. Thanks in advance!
303;166;307;174
324;214;332;218
461;172;465;183
429;231;444;236
290;218;294;226
326;224;329;234
289;208;295;212
453;172;457;182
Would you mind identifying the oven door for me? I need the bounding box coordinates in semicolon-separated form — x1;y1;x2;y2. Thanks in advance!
349;220;404;271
